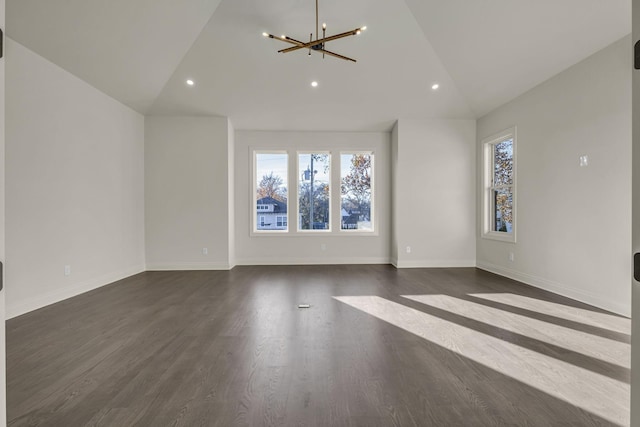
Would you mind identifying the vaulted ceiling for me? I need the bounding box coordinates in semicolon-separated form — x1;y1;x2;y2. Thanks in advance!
6;0;631;130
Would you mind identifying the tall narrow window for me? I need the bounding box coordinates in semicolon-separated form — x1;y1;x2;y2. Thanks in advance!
340;153;374;231
298;153;331;231
255;152;288;232
482;128;516;242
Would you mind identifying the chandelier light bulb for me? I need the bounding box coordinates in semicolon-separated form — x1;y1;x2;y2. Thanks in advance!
262;32;269;37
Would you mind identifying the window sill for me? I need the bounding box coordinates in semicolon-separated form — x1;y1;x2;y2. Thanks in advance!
481;231;516;243
250;230;379;237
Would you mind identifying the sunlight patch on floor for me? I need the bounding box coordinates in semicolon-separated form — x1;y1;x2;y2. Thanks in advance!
402;294;630;369
470;293;630;335
333;295;629;426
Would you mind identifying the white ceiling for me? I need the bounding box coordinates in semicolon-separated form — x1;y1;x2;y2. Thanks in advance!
6;0;222;112
6;0;631;130
406;0;632;118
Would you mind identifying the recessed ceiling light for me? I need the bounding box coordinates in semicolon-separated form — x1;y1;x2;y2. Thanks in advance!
311;81;319;87
431;83;440;90
186;79;195;86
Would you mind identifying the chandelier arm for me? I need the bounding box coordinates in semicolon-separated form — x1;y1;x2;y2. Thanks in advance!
277;28;361;54
283;36;306;45
315;48;356;62
264;33;306;46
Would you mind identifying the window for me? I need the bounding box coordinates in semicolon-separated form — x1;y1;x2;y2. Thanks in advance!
340;153;373;231
252;148;376;235
298;153;331;231
482;127;516;242
255;152;288;232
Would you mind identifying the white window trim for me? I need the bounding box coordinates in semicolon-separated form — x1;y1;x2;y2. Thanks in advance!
297;151;332;233
252;150;289;235
251;148;378;237
339;151;375;234
481;127;516;243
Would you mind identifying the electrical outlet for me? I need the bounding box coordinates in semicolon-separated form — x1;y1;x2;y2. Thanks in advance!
320;243;326;251
64;265;71;276
579;155;589;167
406;246;411;254
202;248;208;255
509;252;514;262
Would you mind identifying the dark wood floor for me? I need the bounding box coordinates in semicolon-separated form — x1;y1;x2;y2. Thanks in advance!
6;266;630;426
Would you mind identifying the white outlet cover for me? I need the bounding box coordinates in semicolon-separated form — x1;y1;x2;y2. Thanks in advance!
579;155;589;167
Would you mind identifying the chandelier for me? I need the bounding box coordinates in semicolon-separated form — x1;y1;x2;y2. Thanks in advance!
262;0;366;63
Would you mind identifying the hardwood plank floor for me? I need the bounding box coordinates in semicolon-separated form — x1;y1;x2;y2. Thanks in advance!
6;266;631;426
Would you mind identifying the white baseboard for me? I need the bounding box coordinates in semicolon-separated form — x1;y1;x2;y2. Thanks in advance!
6;264;146;319
476;261;631;317
234;257;390;266
394;259;477;269
145;262;233;271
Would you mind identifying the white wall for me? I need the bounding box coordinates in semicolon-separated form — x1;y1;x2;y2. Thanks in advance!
477;36;632;316
631;1;640;422
5;39;145;319
234;131;391;265
145;116;233;269
392;119;476;268
0;0;7;423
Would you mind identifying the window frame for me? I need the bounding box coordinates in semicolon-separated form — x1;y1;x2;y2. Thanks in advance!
339;151;375;234
481;127;517;243
297;151;332;233
251;148;378;237
252;150;289;234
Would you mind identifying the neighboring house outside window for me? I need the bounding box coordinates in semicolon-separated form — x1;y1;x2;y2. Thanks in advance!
256;197;288;231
